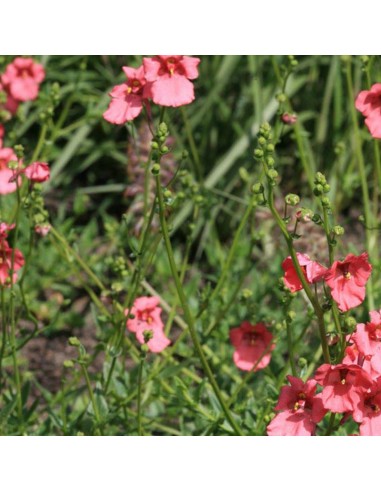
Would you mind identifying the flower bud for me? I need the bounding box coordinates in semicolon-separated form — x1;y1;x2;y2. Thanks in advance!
68;337;81;347
332;225;344;236
254;149;264;159
252;182;264;194
151;163;161;175
285;193;300;206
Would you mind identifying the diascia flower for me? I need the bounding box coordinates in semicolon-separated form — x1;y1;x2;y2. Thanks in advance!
0;240;25;285
229;321;275;371
0;147;21;195
267;376;327;436
1;57;45;102
314;363;373;414
103;66;148;124
143;56;200;107
23;162;50;183
352;377;381;436
324;253;372;312
282;252;327;293
355;83;381;139
125;296;170;353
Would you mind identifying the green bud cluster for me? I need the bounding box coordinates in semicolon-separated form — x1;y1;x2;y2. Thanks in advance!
313;172;330;199
254;123;277;186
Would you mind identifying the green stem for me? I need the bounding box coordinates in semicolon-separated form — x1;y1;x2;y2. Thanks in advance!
31;124;48;162
263;162;330;363
155;173;244;435
286;318;297;376
180;106;202;181
345;59;374;311
81;364;102;436
137;356;145;436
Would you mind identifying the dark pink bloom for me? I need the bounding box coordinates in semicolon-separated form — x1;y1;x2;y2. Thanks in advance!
0;147;21;195
353;377;381;436
229;321;275;371
0;125;4;148
23;161;50;183
0;222;15;241
143;56;200;107
34;224;51;237
281;113;298;125
125;296;170;353
282;252;327;293
324;253;372;312
314;363;373;414
1;57;45;102
267;376;327;436
355;83;381;139
0;240;25;286
103;66;148;124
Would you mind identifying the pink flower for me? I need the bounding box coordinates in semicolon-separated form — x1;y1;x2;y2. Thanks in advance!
229;321;275;371
0;222;15;241
125;296;170;353
324;253;372;312
352;377;381;435
0;81;19;115
281;113;298;125
355;83;381;139
0;240;25;286
267;376;327;436
143;56;200;107
0;147;21;195
314;363;373;414
34;224;51;237
353;310;381;358
282;252;327;293
23;162;50;183
103;66;148;124
1;57;45;102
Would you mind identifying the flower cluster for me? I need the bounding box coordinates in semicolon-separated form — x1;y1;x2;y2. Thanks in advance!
103;55;200;125
282;252;372;312
0;58;45;145
0;222;24;286
268;310;381;436
125;296;170;353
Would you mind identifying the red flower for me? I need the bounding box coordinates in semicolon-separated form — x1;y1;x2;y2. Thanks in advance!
324;253;372;312
0;240;25;286
353;377;381;435
0;222;15;241
23;162;50;183
282;252;327;293
355;83;381;139
125;296;170;353
1;57;45;102
229;321;275;371
103;66;148;124
314;363;373;414
0;147;21;195
143;56;200;107
267;376;327;436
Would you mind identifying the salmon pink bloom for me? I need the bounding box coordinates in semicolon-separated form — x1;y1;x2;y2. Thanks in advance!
282;252;327;293
0;81;19;115
103;66;148;124
314;363;373;414
143;56;200;107
0;240;25;285
353;310;381;358
1;57;45;102
0;147;21;195
23;162;50;183
324;253;372;312
229;321;275;371
267;376;327;436
353;377;381;435
125;296;170;353
355;83;381;139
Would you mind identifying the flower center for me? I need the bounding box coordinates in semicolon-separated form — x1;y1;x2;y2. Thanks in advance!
243;332;258;346
140;310;153;324
344;271;351;280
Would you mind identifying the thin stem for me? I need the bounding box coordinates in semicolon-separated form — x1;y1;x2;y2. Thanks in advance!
137;356;145;436
180;106;202;181
155;173;244;435
31;124;48;162
81;364;102;436
345;59;374;310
